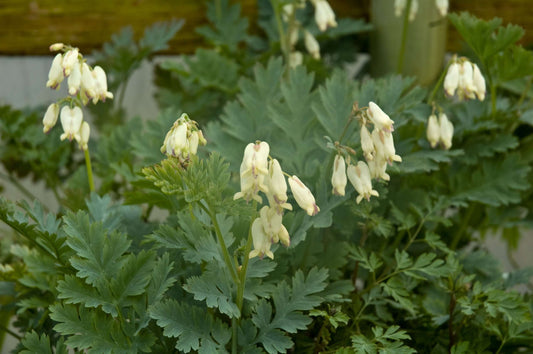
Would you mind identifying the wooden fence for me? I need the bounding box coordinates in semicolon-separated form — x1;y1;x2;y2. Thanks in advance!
0;0;531;55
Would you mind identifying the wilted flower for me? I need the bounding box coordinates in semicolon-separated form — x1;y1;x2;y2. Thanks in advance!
43;103;59;133
426;114;440;148
59;106;83;142
331;154;347;196
347;161;379;204
288;176;320;216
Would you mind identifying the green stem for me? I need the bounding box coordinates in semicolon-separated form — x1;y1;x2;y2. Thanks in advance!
232;201;257;354
490;83;497;116
0;322;21;340
272;0;290;71
450;206;474;250
396;0;412;74
428;59;454;104
202;204;239;284
84;148;95;192
517;76;532;107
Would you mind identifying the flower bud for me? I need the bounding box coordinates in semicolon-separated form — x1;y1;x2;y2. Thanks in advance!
367;102;394;133
304;30;320;60
331;154;347;196
289;51;303;68
278;225;290;247
59;106;83;141
46;53;64;90
426;114;440;148
439;113;453;150
43;103;59;133
347;162;379;204
49;43;65;51
288;176;320;216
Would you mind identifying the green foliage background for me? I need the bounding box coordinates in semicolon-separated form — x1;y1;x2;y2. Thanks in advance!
0;1;532;353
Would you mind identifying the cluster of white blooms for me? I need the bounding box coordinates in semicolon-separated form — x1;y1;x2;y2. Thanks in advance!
234;141;319;259
394;0;448;20
282;0;337;67
426;112;454;150
444;56;486;101
160;113;207;164
43;44;112;151
331;102;402;204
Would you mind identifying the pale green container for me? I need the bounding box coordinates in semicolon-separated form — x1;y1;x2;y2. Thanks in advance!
370;0;448;85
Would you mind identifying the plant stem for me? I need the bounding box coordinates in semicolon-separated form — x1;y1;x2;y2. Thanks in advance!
0;323;21;340
84;148;95;192
272;0;290;71
232;201;257;354
450;206;474;250
428;59;454;104
490;83;497;116
396;0;412;74
207;205;239;285
448;287;456;352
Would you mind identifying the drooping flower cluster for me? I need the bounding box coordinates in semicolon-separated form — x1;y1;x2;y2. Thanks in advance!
394;0;448;20
282;0;337;67
234;141;319;259
330;102;402;204
426;112;454;150
160;113;207;164
43;43;113;151
444;56;486;101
